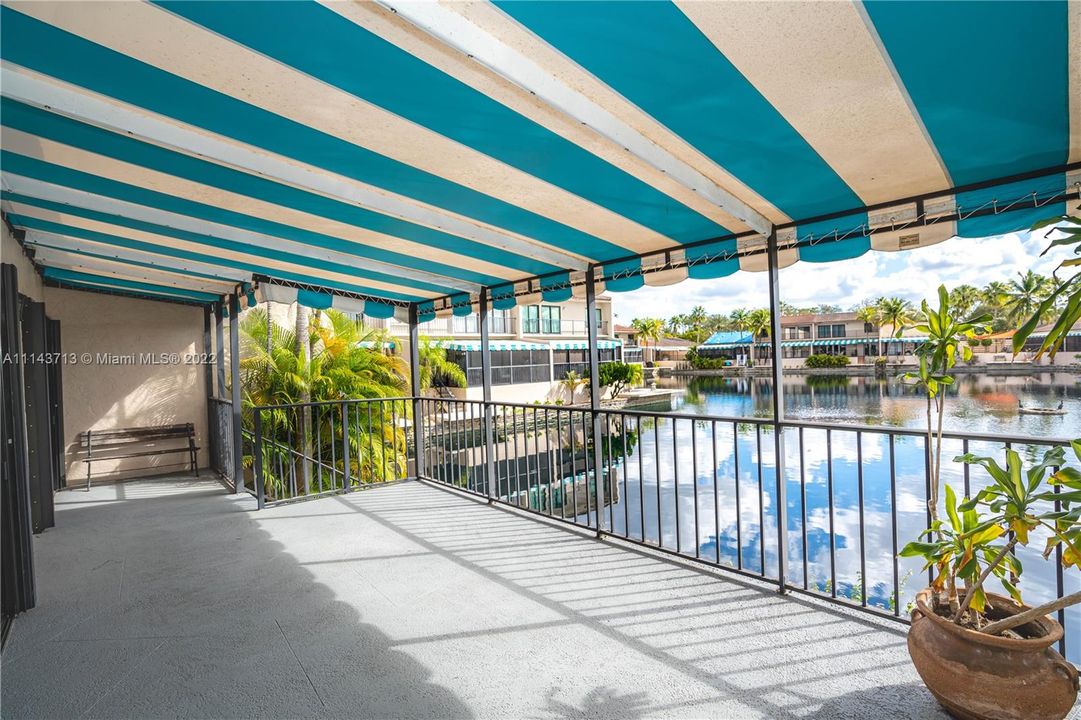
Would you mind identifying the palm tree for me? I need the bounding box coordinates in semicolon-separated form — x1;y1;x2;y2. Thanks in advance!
1002;270;1054;325
686;305;708;343
239;308;410;495
745;308;772;367
631;317;664;363
946;285;981;319
876;297;915;356
855;301;884;357
415;337;466;391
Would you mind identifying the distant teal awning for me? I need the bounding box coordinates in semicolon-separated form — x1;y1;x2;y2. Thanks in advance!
440;340;549;352
550;339;623;350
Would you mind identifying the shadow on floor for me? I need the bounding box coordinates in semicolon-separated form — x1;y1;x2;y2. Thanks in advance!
1;475;473;719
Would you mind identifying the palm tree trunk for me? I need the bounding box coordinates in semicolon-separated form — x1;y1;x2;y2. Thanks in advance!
296;304;312;494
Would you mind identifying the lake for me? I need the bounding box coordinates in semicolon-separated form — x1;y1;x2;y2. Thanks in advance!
578;372;1080;661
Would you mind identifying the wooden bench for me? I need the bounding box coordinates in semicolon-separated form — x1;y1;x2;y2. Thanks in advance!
80;423;199;490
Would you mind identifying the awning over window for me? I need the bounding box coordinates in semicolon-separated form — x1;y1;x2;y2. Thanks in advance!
439;340;549;352
2;2;1076;310
550;340;623;351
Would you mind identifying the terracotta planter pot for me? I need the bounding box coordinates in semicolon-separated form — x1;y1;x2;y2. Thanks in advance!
908;588;1078;720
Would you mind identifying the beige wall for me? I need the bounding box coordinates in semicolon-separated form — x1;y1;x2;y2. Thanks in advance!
46;287;210;485
2;223;44;302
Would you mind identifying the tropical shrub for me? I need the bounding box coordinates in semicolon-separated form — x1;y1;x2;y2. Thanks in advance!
686;348;730;370
1013;214;1079;358
901;443;1081;632
587;361;643;399
239;308;410;496
805;354;850;368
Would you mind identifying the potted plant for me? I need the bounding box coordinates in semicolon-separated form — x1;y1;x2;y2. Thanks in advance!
901;444;1080;720
898;282;1081;719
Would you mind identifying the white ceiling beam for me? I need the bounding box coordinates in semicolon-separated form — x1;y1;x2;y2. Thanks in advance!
1;64;588;273
376;1;774;237
32;247;236;294
23;229;252;284
2;174;479;295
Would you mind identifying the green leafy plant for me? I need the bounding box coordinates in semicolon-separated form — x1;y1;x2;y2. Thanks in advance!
1013;213;1080;359
585;361;643;399
899;286;992;533
804;353;850;369
901;443;1081;633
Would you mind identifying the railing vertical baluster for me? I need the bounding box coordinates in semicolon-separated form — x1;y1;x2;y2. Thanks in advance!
692;420;699;559
342;402;350;490
637;417;645;542
381;401;389;482
800;426;808;590
857;430;867;607
316;405;324;493
712;420;720;566
621;413;630;539
756;423;765;576
606;413;615;533
962;437;971;499
674;418;681;554
513;407;523;506
391;400;399;481
584;410;594;529
287;408;297;498
733;421;742;571
923;433;933;586
827;428;836;598
890;433;900;617
367;402;374;487
557;409;566;520
654;415;661;547
253;409;265;510
544;407;553;517
1053;466;1066;657
570;410;579;524
326;406;335;493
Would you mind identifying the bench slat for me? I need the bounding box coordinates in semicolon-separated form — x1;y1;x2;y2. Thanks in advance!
82;446;201;462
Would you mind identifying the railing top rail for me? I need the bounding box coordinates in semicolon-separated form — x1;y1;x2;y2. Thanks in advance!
247;394;1072;446
430;397;1074;446
250;396;413;411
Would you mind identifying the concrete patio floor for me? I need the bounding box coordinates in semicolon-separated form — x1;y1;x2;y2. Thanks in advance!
1;475;948;719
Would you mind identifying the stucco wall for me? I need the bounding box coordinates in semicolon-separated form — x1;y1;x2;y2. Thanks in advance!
2;222;44;302
43;286;210;484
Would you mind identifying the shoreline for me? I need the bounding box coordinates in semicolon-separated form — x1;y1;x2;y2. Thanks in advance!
660;363;1081;378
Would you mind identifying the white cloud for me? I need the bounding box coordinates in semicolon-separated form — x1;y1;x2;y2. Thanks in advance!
611;231;1065;322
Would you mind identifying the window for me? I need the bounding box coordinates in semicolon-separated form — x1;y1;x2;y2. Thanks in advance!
523;305;561;334
553;348;617;379
447;347;552;387
541;306;561;334
452;309;509;334
817;323;846;339
784;325;810;340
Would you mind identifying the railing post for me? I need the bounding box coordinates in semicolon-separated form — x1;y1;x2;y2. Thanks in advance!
766;228;788;593
229;292;244;493
214;300;226;398
479;290;497;502
203;305;215;467
408;303;424;480
586;265;605;536
341;402;350;490
253;409;265;510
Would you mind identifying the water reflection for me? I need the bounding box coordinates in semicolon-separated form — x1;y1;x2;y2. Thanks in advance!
584;372;1080;662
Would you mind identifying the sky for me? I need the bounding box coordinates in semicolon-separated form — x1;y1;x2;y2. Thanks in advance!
609;230;1065;325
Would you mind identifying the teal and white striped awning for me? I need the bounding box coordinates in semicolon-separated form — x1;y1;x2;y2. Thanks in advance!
708;336;929;350
2;3;1077;313
551;340;623;351
439;340;549;352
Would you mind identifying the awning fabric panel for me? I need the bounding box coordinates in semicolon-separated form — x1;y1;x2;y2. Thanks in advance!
1;1;1076;310
550;339;623;350
439;340;549;352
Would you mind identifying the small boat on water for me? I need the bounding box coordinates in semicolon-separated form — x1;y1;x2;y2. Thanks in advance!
1018;399;1067;416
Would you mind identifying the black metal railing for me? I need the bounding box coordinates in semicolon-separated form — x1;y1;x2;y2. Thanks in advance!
242;394;1075;661
416;399;1075;660
247;397;414;508
208;397;233;484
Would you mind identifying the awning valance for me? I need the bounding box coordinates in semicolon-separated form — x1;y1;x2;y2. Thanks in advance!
439;340;549;352
550;339;623;350
2;2;1076;309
